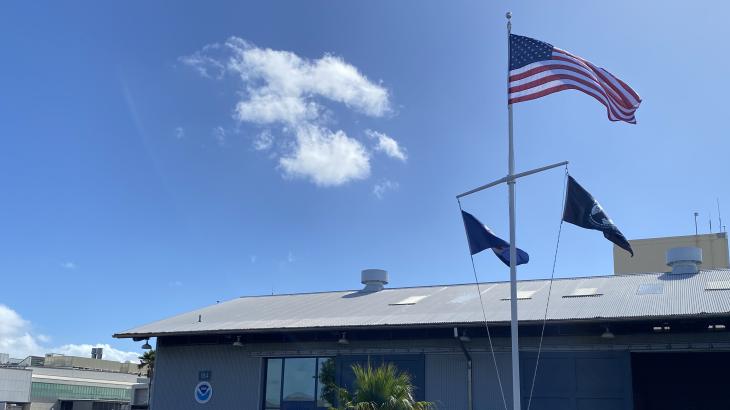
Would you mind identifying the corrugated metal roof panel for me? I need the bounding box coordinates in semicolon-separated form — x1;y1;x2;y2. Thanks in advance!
114;269;730;338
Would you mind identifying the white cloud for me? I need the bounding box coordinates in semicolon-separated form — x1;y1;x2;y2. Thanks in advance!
225;37;390;122
182;38;394;186
279;126;370;186
175;127;185;139
253;130;274;151
60;262;77;270
213;126;226;146
0;305;42;358
168;280;183;287
0;304;139;363
366;130;407;161
372;180;399;199
179;43;226;79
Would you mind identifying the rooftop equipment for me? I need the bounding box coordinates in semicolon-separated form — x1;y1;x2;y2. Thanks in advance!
361;269;388;292
666;247;703;274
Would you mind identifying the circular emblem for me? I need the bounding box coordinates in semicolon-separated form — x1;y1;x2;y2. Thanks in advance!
589;201;614;229
195;381;213;404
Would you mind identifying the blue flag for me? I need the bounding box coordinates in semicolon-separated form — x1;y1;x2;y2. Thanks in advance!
461;210;529;266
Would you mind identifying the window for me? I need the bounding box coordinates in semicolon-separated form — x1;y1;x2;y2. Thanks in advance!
264;359;282;409
501;290;536;300
706;280;730;291
30;382;131;401
637;283;664;295
563;287;602;298
390;295;428;305
283;358;316;402
263;357;334;409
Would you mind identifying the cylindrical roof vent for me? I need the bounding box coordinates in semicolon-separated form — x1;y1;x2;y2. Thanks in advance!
361;269;388;292
666;247;702;274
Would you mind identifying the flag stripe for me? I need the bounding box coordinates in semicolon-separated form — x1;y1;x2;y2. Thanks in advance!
509;81;635;123
510;70;636;120
509;37;641;124
552;55;635;111
555;48;642;104
554;50;639;110
510;75;634;121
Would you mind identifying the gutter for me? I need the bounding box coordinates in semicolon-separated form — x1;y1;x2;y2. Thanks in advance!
454;327;473;410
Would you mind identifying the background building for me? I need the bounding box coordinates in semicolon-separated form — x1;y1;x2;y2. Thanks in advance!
614;232;729;274
116;253;730;410
0;368;31;410
0;351;147;410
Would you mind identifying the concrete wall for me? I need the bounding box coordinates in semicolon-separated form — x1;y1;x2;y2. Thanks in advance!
42;356;138;375
614;232;729;274
0;368;31;403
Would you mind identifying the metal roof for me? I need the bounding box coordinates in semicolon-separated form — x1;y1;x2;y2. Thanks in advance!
114;269;730;338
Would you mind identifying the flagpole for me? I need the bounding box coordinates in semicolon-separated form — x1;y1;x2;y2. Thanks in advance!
506;11;522;410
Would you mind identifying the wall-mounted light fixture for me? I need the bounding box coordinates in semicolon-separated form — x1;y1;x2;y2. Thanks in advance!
232;336;244;348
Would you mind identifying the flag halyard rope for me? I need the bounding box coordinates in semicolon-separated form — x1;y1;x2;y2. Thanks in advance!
457;198;509;410
526;165;569;410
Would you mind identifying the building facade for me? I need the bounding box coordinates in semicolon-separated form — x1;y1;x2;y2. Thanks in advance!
614;232;729;274
0;355;147;410
116;268;730;410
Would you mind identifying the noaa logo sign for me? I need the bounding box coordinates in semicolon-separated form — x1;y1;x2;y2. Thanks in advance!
194;381;213;404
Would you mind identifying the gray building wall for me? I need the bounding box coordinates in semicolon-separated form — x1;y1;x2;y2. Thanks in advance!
425;354;468;410
0;368;31;404
151;331;730;410
153;344;262;409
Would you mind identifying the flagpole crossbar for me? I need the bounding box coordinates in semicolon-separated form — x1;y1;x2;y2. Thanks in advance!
456;160;568;199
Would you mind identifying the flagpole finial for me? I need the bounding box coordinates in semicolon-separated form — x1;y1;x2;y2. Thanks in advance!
506;11;512;20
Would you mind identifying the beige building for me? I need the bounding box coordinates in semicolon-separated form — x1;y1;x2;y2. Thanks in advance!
41;355;138;375
613;232;729;274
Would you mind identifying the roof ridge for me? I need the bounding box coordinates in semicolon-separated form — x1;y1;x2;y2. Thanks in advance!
233;270;730;299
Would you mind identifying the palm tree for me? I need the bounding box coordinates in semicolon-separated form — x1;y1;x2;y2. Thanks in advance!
138;349;155;378
334;363;434;410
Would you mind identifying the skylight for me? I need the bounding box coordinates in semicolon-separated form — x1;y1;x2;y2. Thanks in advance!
705;281;730;291
637;283;664;295
563;287;601;298
501;290;536;301
390;295;428;305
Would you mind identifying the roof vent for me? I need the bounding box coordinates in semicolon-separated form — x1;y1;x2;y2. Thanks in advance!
666;247;702;274
361;269;388;292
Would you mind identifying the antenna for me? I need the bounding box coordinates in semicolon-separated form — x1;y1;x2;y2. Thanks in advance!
709;212;713;233
718;198;724;232
694;212;699;235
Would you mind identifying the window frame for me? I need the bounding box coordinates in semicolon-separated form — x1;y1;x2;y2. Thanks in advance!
261;356;335;410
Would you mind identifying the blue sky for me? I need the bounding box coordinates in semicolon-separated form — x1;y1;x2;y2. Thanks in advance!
1;1;728;358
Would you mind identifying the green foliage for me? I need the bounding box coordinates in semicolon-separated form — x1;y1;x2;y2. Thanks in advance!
333;363;435;410
138;349;155;378
319;358;338;406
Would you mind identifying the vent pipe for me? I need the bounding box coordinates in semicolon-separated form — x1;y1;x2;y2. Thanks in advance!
666;247;702;274
361;269;388;292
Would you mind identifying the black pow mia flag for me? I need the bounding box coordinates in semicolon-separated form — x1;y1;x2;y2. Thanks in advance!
563;175;634;257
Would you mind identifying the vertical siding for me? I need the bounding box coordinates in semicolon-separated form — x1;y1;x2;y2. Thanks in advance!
152;344;262;410
471;351;632;410
520;351;633;410
425;354;467;410
472;352;513;409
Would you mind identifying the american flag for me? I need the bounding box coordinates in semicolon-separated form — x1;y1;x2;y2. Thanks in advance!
509;34;641;124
